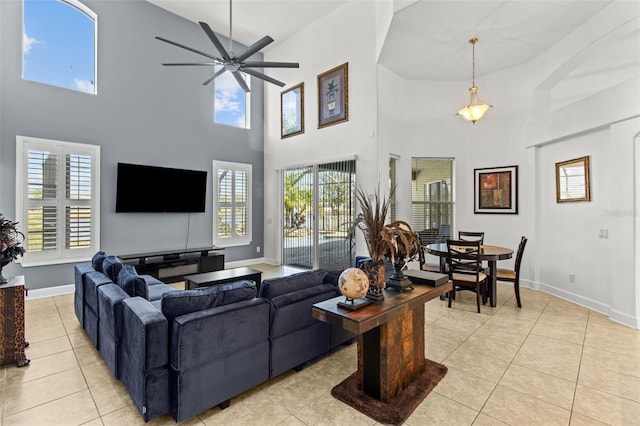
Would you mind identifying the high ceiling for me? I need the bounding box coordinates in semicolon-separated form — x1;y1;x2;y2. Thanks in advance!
147;0;614;81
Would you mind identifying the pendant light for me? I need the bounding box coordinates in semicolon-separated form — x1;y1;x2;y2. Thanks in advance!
457;37;492;124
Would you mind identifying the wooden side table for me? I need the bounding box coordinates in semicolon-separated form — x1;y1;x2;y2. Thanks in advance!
0;276;30;367
313;283;452;402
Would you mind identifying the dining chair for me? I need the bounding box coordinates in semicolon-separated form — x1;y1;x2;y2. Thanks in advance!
446;239;488;313
458;231;485;244
495;236;528;308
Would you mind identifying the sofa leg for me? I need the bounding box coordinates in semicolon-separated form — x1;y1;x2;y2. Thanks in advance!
293;364;305;372
219;399;231;410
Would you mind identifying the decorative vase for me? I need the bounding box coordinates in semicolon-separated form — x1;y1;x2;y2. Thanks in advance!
361;261;385;301
0;257;11;284
386;258;413;292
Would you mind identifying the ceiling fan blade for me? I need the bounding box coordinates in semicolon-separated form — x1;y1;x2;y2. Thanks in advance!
199;22;231;60
241;68;285;87
162;62;217;66
232;71;251;93
242;61;299;69
203;67;227;86
234;36;274;62
155;36;221;62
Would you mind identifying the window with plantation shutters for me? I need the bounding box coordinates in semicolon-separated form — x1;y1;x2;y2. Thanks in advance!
16;136;100;266
212;161;251;247
411;158;454;245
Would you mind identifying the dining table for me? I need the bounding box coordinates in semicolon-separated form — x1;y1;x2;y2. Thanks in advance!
425;242;514;307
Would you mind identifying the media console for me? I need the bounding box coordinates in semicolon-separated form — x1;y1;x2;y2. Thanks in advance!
119;247;224;283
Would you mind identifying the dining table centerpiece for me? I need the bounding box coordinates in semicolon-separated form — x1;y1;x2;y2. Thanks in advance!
0;214;26;284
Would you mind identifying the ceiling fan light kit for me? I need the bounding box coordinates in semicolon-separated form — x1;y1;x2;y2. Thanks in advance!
155;0;299;92
457;37;492;124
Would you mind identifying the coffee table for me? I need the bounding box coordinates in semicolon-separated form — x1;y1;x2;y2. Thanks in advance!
183;267;263;294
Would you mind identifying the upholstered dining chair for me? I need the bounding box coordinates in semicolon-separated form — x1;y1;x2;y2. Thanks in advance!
458;231;485;244
496;236;528;308
446;239;488;313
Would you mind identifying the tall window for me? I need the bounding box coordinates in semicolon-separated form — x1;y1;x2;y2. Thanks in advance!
22;0;97;94
212;161;252;246
389;155;399;221
411;158;454;244
16;136;100;266
214;70;250;128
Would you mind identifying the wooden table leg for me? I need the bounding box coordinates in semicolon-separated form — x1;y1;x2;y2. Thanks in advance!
357;304;425;402
488;260;497;307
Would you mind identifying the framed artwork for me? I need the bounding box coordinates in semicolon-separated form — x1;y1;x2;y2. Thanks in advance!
281;83;304;138
474;165;518;214
555;155;591;203
317;62;348;128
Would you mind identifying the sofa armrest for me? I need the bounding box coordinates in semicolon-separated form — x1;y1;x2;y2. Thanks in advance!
121;297;168;370
98;284;129;339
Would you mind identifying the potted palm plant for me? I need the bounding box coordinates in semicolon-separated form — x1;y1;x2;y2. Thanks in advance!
0;214;26;284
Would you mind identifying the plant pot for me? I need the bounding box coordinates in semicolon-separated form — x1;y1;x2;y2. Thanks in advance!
0;258;11;284
361;261;385;300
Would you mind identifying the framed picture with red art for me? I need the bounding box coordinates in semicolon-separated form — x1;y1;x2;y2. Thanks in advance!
474;165;518;214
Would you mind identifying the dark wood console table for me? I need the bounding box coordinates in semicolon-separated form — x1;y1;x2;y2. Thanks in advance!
120;247;224;283
312;283;451;402
0;276;30;367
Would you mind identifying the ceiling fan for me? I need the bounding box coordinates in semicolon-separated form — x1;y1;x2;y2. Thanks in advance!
155;0;299;92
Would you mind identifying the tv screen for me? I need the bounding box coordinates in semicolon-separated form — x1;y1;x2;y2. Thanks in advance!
115;163;207;213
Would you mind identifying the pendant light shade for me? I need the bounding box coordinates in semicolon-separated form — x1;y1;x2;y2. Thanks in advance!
457;37;492;124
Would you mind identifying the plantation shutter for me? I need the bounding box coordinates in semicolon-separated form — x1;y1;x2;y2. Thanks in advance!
213;161;252;247
17;136;100;266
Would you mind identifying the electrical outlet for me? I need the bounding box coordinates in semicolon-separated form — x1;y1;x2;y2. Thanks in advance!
569;274;575;283
256;246;261;253
599;229;609;239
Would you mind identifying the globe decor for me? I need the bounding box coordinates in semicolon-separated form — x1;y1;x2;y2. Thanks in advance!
337;268;372;311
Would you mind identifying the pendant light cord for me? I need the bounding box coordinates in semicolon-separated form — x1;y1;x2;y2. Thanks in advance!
470;37;478;87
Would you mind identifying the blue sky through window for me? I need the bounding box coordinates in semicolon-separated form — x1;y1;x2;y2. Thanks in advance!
23;0;96;94
214;69;249;128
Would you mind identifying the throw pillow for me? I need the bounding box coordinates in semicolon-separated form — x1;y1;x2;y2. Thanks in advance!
117;264;147;298
91;251;107;272
102;255;123;282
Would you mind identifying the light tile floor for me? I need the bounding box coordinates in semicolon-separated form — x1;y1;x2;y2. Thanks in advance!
2;264;639;425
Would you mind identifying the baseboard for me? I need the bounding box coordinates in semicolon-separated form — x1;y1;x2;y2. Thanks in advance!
27;284;74;300
537;281;638;329
225;257;267;268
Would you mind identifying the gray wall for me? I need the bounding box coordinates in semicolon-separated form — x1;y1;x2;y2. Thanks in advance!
0;0;265;290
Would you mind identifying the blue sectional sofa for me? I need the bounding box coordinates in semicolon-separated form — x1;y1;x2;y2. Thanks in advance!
73;254;354;423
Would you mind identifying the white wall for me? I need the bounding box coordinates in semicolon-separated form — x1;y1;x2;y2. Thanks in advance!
263;0;640;327
262;1;379;264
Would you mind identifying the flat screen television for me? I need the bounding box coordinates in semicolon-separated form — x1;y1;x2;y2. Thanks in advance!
115;163;207;213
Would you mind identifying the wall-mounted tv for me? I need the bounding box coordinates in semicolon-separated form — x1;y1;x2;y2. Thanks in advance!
115;163;207;213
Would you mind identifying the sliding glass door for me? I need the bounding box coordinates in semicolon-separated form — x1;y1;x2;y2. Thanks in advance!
283;160;356;270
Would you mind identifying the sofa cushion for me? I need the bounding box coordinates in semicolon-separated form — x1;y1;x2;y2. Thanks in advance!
92;251;107;272
269;284;338;338
160;280;256;325
259;270;329;300
117;264;146;297
103;255;123;282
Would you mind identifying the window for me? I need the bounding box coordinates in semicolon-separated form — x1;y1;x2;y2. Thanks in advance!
411;158;454;244
389;155;399;222
214;70;250;128
212;161;252;247
16;136;100;266
22;0;97;94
